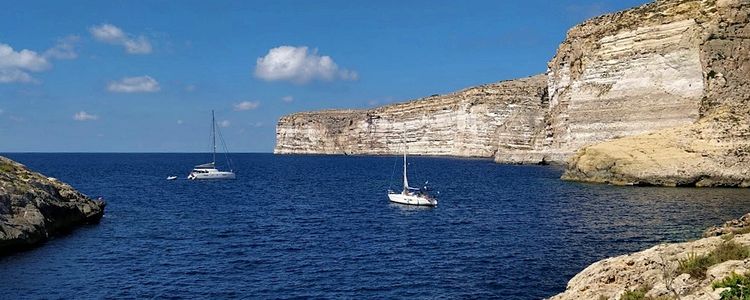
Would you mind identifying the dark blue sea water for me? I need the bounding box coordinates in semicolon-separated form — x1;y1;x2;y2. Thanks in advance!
2;153;750;299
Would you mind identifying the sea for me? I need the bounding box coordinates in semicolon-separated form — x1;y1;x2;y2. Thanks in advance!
2;153;750;299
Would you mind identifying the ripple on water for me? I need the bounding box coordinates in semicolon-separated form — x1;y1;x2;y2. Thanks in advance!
2;153;750;299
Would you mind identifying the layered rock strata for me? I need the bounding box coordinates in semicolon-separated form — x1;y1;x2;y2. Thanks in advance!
0;156;105;254
563;0;750;186
275;75;550;162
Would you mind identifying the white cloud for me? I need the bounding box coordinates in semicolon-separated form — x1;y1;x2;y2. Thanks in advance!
0;43;51;83
107;76;160;93
281;95;294;103
73;111;98;121
185;84;196;92
254;46;357;83
233;101;260;111
44;35;80;60
0;69;35;83
219;120;231;128
177;120;183;125
89;23;152;54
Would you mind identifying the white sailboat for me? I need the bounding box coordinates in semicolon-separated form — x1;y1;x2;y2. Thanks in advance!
188;110;236;180
387;132;437;207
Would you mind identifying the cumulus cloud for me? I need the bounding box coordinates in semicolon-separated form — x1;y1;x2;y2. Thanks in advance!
0;43;52;83
73;111;99;121
254;46;357;83
89;23;152;54
281;95;294;103
107;76;160;93
219;120;231;128
233;101;260;111
44;35;80;60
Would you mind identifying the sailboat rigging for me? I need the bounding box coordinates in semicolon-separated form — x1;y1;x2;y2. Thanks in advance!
387;129;437;206
187;110;236;180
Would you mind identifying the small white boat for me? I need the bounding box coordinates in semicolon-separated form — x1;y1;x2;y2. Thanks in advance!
188;110;236;180
166;176;178;180
387;131;437;207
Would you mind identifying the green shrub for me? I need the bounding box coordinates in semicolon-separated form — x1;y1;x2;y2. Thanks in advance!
713;272;750;300
621;285;650;300
678;241;750;279
678;252;715;279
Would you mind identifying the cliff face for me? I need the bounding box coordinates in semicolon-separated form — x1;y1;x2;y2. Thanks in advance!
546;0;710;158
275;0;749;183
275;75;549;161
0;156;105;254
563;0;750;186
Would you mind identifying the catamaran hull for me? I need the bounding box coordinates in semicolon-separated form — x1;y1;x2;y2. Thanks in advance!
188;172;236;180
388;193;437;207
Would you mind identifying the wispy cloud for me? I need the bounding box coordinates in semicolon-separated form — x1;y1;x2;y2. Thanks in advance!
233;101;260;111
219;120;231;128
254;46;357;84
73;111;99;121
89;23;152;54
107;75;160;93
281;95;294;103
44;35;80;60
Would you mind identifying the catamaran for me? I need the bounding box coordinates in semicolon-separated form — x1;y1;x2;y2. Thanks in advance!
188;110;236;180
387;132;437;207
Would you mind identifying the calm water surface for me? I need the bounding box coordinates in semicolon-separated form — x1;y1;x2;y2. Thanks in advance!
2;153;750;299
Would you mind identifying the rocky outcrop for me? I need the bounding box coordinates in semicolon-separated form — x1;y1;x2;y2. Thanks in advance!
563;0;750;186
553;213;750;299
705;213;750;237
275;75;550;162
551;233;750;300
0;156;105;254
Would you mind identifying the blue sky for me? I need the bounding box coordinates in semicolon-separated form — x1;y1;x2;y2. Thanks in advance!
0;0;648;153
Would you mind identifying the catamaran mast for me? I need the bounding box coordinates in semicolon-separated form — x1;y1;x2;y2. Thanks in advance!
212;110;216;165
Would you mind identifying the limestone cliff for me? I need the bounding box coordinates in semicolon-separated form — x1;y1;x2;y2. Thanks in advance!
0;156;105;254
275;75;549;162
563;0;750;186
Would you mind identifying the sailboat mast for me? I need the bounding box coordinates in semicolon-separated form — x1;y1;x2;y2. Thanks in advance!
212;110;216;164
403;128;408;193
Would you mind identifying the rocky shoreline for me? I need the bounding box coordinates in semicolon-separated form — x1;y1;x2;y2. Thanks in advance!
552;213;750;299
0;156;105;255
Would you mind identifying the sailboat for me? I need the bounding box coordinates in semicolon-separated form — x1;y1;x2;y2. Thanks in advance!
187;110;236;180
387;131;437;207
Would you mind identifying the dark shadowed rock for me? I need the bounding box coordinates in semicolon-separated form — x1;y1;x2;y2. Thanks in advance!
0;156;105;254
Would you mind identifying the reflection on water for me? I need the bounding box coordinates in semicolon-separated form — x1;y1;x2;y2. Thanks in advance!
1;153;749;300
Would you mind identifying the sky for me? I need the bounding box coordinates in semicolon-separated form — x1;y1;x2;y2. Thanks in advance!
0;0;649;153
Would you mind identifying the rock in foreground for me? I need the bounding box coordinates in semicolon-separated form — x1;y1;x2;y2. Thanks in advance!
552;214;750;300
0;156;105;254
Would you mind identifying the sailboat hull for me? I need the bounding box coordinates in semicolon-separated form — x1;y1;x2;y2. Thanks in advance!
388;193;437;207
188;170;235;180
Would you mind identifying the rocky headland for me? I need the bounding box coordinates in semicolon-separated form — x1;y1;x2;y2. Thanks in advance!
552;213;750;300
275;0;750;187
0;156;105;254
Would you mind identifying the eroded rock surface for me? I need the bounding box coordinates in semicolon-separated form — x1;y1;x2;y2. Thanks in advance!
563;0;750;186
0;156;105;254
275;75;550;162
553;213;750;299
